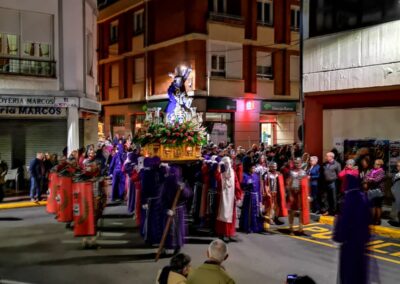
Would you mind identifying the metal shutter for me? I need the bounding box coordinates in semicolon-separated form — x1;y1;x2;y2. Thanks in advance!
0;131;12;168
25;120;67;165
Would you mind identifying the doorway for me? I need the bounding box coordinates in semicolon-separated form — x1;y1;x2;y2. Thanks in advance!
260;123;274;146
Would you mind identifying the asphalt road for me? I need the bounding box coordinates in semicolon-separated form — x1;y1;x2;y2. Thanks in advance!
0;206;399;284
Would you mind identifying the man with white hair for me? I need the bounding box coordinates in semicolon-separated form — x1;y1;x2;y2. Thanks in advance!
322;152;341;215
307;156;321;213
215;157;242;242
187;239;235;284
29;152;44;202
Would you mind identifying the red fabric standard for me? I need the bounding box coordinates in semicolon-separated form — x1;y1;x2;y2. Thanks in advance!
56;176;73;222
46;172;58;214
278;175;288;217
301;177;310;225
72;181;96;237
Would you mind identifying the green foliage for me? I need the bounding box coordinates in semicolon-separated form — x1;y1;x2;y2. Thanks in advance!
132;121;207;146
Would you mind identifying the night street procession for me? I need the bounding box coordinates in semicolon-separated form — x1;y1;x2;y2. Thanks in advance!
1;1;400;284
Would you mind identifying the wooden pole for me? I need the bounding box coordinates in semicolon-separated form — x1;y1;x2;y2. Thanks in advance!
155;184;183;262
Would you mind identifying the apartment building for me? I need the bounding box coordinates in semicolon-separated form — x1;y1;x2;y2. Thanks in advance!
0;0;100;168
98;0;300;147
303;0;400;159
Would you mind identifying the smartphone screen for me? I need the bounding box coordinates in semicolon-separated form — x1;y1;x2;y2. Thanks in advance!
287;274;298;284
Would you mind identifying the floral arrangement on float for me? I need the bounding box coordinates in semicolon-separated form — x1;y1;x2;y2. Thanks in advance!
133;66;207;161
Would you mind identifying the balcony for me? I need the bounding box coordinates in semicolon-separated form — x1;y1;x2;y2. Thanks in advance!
208;11;244;26
0;57;56;78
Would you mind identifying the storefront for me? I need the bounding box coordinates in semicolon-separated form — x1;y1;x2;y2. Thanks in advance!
206;98;236;145
259;101;298;146
103;103;144;138
304;88;400;160
0;95;100;169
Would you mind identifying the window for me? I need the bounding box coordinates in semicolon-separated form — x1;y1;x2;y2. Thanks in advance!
134;57;144;83
5;34;18;55
132;114;146;134
111;115;125;126
290;55;300;81
257;0;273;25
210;42;242;79
133;10;144;35
22;42;50;58
257;51;273;79
290;6;300;31
110;20;118;44
86;33;93;76
39;43;50;58
23;42;35;56
211;54;226;77
212;0;227;13
0;9;54;77
110;63;119;87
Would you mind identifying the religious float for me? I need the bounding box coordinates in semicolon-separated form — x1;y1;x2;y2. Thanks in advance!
134;66;207;161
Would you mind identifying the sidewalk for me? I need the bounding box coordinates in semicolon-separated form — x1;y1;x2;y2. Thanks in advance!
0;195;47;210
318;215;400;239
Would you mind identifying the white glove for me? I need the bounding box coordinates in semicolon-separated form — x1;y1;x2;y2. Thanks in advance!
236;199;243;207
142;204;148;210
167;209;175;217
260;204;265;214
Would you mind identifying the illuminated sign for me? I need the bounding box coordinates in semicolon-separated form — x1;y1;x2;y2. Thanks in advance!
262;101;297;112
245;100;255;110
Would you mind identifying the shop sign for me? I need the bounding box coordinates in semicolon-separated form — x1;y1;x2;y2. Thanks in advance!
207;98;237;111
0;96;79;108
145;100;169;111
0;96;55;107
262;101;297;112
0;106;67;118
54;97;79;108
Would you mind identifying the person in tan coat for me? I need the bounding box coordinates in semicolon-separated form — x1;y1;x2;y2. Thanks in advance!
157;253;191;284
187;239;235;284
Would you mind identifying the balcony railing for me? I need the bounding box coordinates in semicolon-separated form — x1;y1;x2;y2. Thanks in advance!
209;11;244;25
0;57;56;78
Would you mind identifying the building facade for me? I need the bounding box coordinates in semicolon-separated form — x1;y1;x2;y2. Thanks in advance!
303;0;400;160
97;0;300;148
0;0;100;169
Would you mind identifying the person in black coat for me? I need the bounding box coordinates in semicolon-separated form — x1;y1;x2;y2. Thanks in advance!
29;152;44;202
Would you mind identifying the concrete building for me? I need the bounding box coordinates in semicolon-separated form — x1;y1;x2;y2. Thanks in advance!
97;0;300;148
0;0;101;169
303;0;400;160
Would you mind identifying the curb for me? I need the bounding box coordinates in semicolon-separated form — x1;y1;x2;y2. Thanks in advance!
319;215;400;239
0;201;47;210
